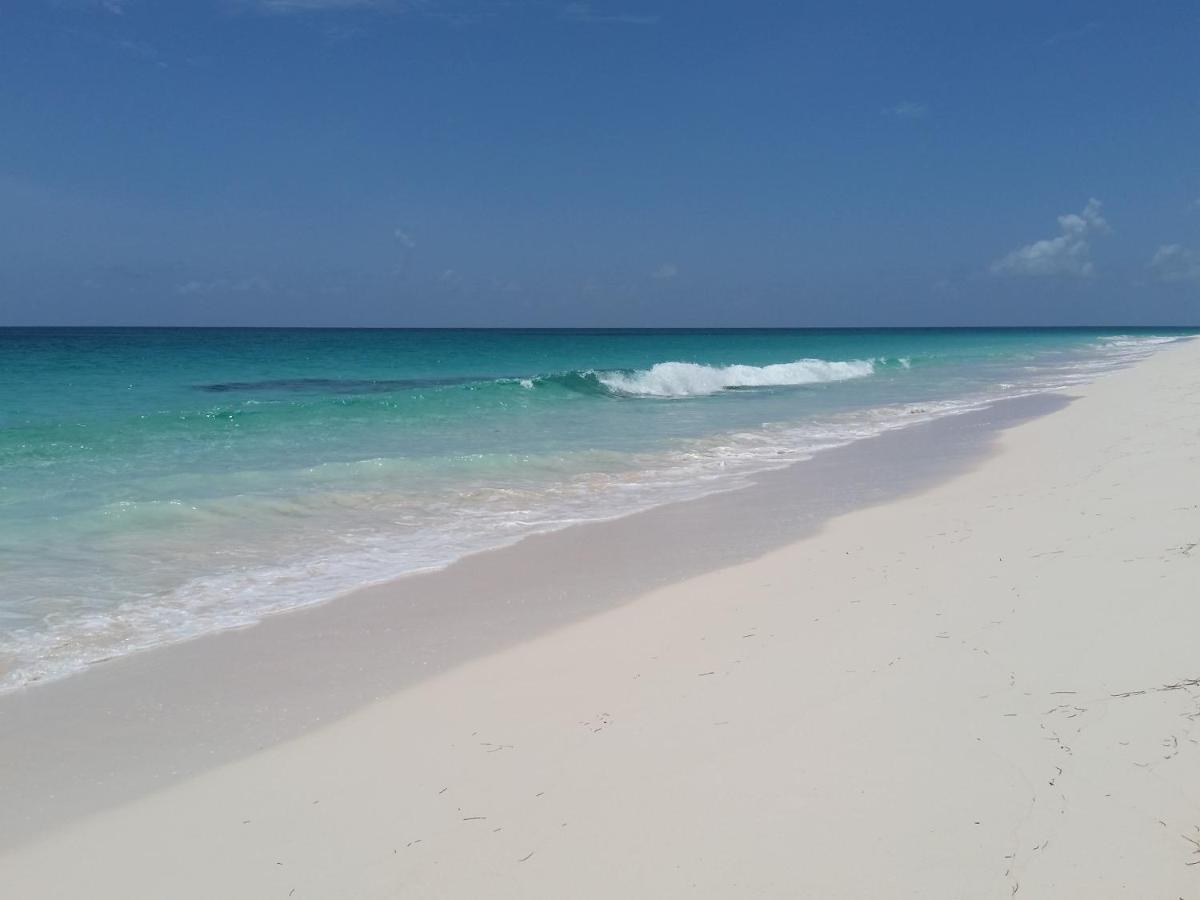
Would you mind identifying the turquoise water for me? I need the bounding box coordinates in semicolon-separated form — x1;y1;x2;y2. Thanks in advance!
0;327;1190;690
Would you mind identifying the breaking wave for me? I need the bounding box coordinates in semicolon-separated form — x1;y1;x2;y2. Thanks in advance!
591;358;876;397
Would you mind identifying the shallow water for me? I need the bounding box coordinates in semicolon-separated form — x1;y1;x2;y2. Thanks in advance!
0;326;1190;690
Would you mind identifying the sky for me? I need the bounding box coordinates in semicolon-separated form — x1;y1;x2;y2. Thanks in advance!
1;0;1198;327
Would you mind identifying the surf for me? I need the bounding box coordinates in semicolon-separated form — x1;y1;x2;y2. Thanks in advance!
591;358;876;397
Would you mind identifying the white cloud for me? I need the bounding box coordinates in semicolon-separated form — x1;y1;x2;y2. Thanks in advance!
561;2;660;26
990;198;1109;278
883;101;928;120
651;262;678;279
393;227;416;249
1148;244;1200;284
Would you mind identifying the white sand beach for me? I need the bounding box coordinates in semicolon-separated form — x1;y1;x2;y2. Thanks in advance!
2;338;1198;898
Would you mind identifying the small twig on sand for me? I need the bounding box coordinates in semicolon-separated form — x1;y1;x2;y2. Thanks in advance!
1182;830;1200;865
1112;677;1200;699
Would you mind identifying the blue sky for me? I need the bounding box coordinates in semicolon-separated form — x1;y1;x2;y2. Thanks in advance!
1;1;1198;326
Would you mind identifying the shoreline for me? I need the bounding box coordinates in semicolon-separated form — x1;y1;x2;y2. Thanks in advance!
1;393;1069;849
0;331;1180;696
2;337;1198;897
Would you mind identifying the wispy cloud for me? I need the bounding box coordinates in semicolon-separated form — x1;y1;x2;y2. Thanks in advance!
177;276;274;295
115;37;166;66
1043;20;1100;47
59;0;132;13
322;22;366;40
392;226;417;274
60;26;169;68
437;267;463;288
651;262;678;280
883;101;929;120
560;2;660;26
240;0;496;26
990;198;1109;278
1148;244;1200;284
252;0;390;12
490;277;522;294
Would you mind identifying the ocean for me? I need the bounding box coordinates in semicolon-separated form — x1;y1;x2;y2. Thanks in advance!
0;327;1190;691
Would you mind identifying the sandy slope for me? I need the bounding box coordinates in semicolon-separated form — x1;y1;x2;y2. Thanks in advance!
2;339;1198;899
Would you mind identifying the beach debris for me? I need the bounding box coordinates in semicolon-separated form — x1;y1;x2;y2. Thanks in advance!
518;851;535;863
1112;677;1200;699
583;712;612;733
1183;829;1200;865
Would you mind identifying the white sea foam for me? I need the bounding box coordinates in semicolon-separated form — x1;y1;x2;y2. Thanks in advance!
1098;335;1182;349
597;358;875;397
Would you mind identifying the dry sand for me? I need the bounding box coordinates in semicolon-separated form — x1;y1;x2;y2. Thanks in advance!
1;338;1198;898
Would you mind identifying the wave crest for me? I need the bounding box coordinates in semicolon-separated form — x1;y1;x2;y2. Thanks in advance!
593;358;876;397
